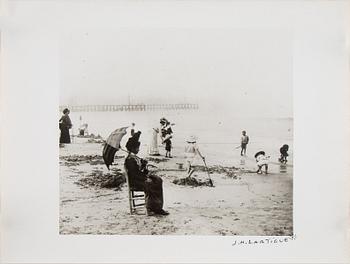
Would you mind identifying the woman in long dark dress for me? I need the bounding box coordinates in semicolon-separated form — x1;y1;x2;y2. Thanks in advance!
124;131;169;216
59;108;72;143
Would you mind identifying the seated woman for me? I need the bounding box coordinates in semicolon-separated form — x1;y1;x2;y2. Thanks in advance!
124;131;169;216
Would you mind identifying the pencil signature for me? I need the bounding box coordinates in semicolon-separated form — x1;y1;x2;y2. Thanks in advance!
232;234;296;246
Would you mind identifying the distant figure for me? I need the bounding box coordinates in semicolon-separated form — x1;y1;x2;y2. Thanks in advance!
279;144;289;164
240;130;249;156
255;151;269;174
184;135;205;177
130;123;136;136
148;128;160;156
79;123;88;136
59;108;72;144
124;131;169;216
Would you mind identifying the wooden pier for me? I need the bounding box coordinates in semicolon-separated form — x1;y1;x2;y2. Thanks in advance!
59;103;199;112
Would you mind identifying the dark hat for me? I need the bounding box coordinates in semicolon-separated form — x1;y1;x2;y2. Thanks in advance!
160;117;168;125
63;108;70;114
126;131;141;152
254;151;265;158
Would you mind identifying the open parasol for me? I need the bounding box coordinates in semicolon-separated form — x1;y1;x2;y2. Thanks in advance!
102;126;128;169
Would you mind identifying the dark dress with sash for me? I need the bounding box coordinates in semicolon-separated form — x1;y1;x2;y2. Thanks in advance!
59;115;72;143
124;153;164;212
163;127;173;151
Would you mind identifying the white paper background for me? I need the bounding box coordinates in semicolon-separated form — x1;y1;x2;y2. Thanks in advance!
1;1;349;263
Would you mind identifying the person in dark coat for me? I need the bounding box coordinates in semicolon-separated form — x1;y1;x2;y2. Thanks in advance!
59;108;72;144
124;131;169;216
163;124;173;158
160;118;174;158
279;144;289;163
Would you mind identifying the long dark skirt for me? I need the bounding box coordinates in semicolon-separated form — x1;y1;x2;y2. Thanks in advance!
60;127;71;143
144;174;164;212
164;139;172;151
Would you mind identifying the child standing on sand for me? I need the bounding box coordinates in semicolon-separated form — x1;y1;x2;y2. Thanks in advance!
184;135;205;177
163;122;173;158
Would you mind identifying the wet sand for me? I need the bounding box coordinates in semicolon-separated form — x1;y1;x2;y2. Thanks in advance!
60;137;293;235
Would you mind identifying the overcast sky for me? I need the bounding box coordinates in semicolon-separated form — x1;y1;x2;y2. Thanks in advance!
60;28;292;117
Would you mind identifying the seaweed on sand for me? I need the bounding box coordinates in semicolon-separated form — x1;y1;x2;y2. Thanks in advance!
75;168;126;189
146;157;169;163
172;177;214;187
192;165;238;178
61;154;123;166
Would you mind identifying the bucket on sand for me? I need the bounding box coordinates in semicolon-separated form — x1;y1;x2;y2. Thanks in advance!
240;159;245;166
279;164;287;173
176;163;184;170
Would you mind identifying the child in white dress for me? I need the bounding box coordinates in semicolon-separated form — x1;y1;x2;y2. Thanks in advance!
184;135;205;177
254;151;270;174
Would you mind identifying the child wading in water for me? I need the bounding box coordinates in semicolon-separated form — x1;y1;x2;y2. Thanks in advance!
254;151;270;174
240;130;249;156
279;144;289;163
184;135;205;177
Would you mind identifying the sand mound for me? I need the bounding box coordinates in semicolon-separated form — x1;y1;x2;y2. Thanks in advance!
172;177;214;187
75;168;126;189
193;165;238;178
61;154;123;166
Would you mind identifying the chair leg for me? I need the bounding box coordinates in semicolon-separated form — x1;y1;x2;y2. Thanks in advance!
129;191;133;214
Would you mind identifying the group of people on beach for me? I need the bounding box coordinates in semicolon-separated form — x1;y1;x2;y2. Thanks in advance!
59;109;290;176
237;130;289;174
59;108;290;216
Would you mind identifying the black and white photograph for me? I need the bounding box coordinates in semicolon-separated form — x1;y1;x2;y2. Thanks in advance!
59;28;293;235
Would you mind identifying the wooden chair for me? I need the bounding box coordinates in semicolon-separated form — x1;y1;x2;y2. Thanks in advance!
124;166;146;214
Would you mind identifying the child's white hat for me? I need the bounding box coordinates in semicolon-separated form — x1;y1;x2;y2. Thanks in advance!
186;135;197;143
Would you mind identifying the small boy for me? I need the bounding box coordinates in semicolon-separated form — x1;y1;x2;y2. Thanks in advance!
279;144;289;164
255;151;269;174
240;131;249;156
184;135;205;177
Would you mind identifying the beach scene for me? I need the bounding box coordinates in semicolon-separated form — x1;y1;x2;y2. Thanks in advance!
59;109;293;235
59;28;293;235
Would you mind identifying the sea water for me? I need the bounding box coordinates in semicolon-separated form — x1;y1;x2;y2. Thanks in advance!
65;109;293;166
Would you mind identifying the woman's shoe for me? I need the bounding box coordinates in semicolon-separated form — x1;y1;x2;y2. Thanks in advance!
155;209;169;215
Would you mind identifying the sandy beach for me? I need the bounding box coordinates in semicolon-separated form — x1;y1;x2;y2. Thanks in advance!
59;132;293;236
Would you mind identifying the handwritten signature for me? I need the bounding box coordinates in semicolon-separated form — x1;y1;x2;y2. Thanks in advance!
232;234;296;246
